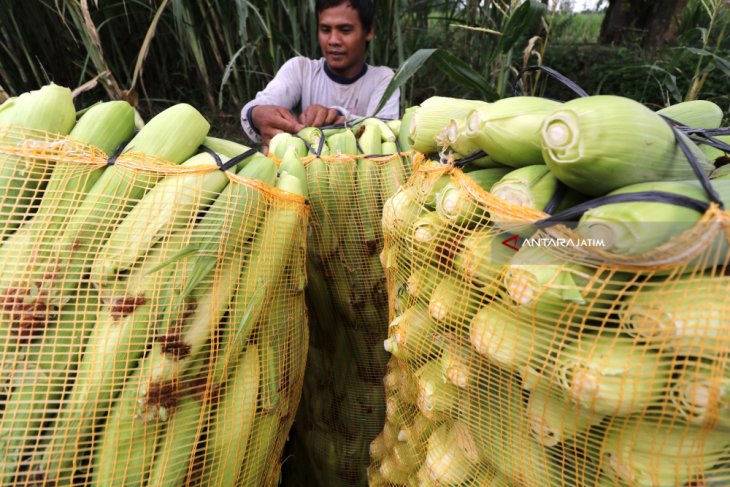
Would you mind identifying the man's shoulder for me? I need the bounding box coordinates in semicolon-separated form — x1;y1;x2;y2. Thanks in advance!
365;64;396;80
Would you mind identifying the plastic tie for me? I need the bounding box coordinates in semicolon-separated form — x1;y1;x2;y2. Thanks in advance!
542;179;568;215
107;140;129;165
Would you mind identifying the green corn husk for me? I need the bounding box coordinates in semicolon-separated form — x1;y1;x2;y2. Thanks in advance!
619;275;729;358
90;151;231;291
437;333;477;389
327;128;358;155
383;187;423;236
439;118;498;167
305;157;339;257
410;97;489;154
381;140;398;155
199;344;261;487
502;245;626;320
541;95;714;196
201;136;251;160
555;331;672;416
526;381;602;447
462;376;557;487
0;101;134;364
0;83;76;235
435;168;510;226
427;278;480;326
423;422;480;485
415;360;461;419
490;165;568;209
237;411;281;487
712;164;730;179
469;303;561;383
269;131;307;159
399;106;418;153
601;418;730;487
279;146;308;195
387;119;402;136
384;305;442;365
453;230;514;290
670;359;730;430
355;117;395;143
465;96;561;167
656;100;724;128
575;179;730;255
297;126;327;155
405;265;440;301
15;103;209;315
0;285;100;483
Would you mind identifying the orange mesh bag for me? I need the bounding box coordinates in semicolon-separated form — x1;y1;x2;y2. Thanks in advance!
273;124;413;486
372;157;730;487
0;102;308;486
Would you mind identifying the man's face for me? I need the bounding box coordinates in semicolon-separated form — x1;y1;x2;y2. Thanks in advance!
318;3;373;78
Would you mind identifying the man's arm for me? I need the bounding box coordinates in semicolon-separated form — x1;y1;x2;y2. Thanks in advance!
241;58;307;145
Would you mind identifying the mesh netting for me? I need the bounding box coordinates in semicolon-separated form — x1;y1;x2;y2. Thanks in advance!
287;150;413;486
373;159;730;487
0;126;308;486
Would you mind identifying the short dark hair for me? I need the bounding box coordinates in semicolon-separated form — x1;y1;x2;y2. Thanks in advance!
315;0;374;33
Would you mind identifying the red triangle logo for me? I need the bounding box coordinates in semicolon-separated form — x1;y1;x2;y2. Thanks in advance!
501;234;520;252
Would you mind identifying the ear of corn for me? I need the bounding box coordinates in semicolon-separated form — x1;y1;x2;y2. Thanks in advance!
399;106;418;153
453;230;514;290
465;96;561;167
269;132;307;159
619;275;729;358
656;100;723;128
669;360;730;430
384;305;442;365
601;418;730;487
423;422;479;485
526;381;602;447
541;95;714;195
555;331;672;416
415;360;461;419
90;151;231;291
410;97;490;154
199;344;261;487
575;178;730;256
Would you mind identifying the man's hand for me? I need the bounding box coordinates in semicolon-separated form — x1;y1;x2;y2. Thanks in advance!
299;104;345;127
251;105;305;153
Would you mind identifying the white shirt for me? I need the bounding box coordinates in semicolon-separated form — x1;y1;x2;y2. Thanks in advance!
241;56;400;143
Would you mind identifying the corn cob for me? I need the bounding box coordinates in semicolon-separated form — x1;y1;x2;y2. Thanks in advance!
435;168;510;226
384;305;442;365
439;118;497;167
453;230;514;290
423;422;480;485
541;95;714;196
0;83;76;238
305;157;339;256
237;412;281;486
465;96;560;167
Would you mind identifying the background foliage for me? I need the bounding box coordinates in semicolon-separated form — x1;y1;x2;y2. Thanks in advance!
0;0;728;140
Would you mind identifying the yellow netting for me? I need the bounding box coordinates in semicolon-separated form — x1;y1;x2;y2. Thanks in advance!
286;151;413;486
0;126;308;486
373;159;730;487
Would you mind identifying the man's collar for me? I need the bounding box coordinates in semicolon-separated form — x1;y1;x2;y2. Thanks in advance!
324;61;368;85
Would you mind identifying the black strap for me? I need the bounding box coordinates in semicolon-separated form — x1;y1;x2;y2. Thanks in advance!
542;179;568;214
452;150;489;168
295;133;327;158
535;191;711;229
107;140;130;165
660;116;723;208
513;65;589;98
199;145;255;172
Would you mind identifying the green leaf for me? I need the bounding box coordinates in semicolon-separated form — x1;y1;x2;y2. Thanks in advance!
684;47;730;77
373;48;496;116
498;0;547;54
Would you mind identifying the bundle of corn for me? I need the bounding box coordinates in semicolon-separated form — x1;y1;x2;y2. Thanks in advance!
373;92;730;485
0;87;309;486
270;120;412;486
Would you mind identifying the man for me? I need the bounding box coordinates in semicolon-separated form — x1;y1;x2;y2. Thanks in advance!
241;0;400;152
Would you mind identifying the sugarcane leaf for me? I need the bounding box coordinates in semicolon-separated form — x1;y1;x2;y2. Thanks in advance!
218;45;247;109
372;48;496;116
497;0;547;55
230;282;266;352
180;255;218;299
683;47;730;77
